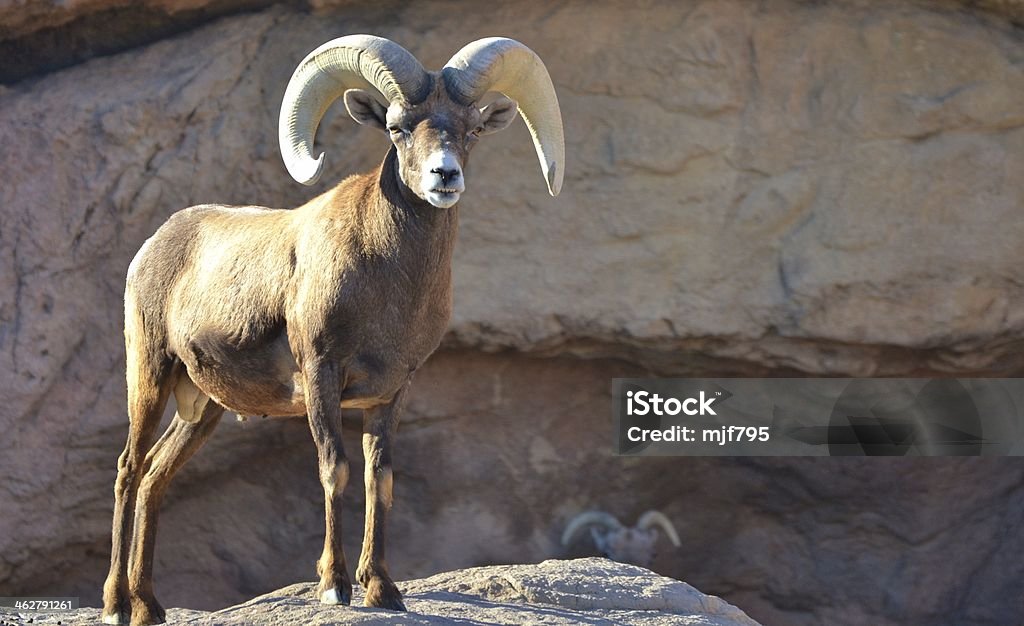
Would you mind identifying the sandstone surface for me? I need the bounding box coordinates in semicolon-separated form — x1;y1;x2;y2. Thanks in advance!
2;2;1024;626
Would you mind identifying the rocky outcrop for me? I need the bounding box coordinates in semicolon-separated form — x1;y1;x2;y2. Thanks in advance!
1;2;1024;626
3;1;1024;85
0;0;235;39
1;559;760;626
0;0;289;83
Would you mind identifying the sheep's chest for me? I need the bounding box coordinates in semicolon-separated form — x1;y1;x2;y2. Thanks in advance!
334;265;453;405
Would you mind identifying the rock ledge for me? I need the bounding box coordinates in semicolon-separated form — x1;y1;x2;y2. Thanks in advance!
4;559;759;626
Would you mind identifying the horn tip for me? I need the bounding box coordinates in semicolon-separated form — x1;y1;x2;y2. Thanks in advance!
291;152;325;186
546;161;561;196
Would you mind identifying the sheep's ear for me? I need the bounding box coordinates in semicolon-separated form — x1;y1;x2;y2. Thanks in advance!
344;89;388;132
477;96;518;135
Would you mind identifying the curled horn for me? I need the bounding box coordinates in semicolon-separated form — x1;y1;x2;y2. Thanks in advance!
636;510;681;547
442;37;565;196
279;35;430;185
561;511;624;547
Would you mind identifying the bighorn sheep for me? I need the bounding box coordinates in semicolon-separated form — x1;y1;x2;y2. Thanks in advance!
101;35;563;626
561;511;682;567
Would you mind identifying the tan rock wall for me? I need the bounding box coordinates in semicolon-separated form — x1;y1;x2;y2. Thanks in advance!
1;2;1023;625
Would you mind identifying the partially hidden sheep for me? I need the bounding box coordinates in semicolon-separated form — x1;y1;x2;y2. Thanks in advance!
562;510;682;567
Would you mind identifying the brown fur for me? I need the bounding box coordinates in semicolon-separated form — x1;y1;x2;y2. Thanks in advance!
102;77;518;625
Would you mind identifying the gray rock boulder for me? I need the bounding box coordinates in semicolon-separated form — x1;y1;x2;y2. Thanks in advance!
2;559;760;626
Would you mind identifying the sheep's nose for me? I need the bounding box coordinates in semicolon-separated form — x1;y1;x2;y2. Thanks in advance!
431;167;461;184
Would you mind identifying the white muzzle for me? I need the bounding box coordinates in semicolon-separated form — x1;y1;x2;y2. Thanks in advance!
421;150;465;208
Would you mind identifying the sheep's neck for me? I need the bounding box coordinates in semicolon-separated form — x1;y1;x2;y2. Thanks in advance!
357;146;459;264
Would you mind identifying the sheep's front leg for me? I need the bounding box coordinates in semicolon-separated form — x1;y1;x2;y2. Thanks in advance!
304;360;353;606
356;383;408;611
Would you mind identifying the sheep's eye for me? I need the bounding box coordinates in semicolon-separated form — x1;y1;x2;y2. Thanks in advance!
470;127;484;137
388;125;406;135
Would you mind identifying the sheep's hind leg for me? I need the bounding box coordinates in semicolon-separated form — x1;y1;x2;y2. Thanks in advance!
127;398;224;626
102;357;174;625
356;383;408;611
304;360;353;606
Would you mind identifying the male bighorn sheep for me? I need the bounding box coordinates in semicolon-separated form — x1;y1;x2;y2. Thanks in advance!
101;35;563;626
561;510;682;567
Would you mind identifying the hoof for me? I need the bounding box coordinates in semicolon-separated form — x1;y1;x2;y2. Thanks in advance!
319;586;352;606
363;576;406;612
129;596;166;626
101;611;128;625
102;581;129;625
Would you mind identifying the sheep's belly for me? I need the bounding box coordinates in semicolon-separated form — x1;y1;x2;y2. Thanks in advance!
186;357;306;420
180;335;405;418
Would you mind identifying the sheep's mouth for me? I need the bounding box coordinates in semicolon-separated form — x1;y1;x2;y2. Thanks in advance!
425;188;461;209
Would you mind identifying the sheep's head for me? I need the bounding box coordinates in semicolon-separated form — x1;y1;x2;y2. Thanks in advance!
343;84;518;208
591;525;660;567
279;35;564;208
561;510;682;568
